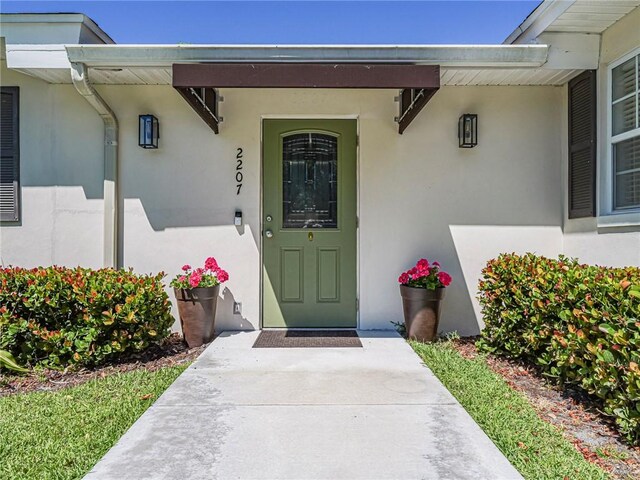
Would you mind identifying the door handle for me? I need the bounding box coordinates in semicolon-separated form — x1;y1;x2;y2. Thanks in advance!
308;232;314;241
265;230;273;238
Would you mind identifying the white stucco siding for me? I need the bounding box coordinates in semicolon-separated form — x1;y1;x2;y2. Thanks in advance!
96;84;261;331
562;228;640;267
84;84;563;335
356;86;564;334
0;60;104;268
562;6;640;268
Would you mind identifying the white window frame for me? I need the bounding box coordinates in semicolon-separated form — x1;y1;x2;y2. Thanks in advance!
601;46;640;227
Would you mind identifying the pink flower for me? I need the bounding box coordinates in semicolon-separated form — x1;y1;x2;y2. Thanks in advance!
205;257;218;271
189;271;202;288
179;275;186;282
416;263;430;278
398;272;410;284
408;267;420;280
438;271;452;287
216;269;229;283
432;261;440;267
409;261;430;279
182;264;191;271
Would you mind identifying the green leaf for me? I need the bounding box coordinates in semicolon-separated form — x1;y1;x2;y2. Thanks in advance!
0;350;29;374
598;324;615;335
600;349;615;364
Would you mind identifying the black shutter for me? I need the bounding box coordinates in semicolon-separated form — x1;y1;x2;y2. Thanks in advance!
568;71;596;219
1;87;20;222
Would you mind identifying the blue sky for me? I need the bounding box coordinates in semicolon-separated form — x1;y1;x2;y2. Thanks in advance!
1;1;540;44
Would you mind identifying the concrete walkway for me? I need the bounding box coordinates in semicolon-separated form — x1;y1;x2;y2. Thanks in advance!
85;331;522;480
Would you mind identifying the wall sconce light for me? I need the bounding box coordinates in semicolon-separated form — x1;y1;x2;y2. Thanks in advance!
139;114;159;149
458;113;477;148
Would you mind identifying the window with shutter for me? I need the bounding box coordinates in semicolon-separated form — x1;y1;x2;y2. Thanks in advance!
0;87;20;222
610;51;640;212
568;70;597;219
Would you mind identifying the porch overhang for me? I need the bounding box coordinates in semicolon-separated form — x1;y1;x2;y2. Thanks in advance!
172;63;441;134
7;43;568;133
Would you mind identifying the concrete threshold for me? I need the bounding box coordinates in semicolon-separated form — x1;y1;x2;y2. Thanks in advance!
84;330;522;480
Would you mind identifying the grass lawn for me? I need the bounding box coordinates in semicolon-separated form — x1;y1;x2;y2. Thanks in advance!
411;340;609;480
0;365;187;480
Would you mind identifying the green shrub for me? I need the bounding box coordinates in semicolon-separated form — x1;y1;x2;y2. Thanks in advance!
0;266;174;369
477;253;640;445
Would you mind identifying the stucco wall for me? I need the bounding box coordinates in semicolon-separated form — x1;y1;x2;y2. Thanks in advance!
89;84;562;335
1;64;569;334
0;59;104;268
355;86;564;333
562;6;640;267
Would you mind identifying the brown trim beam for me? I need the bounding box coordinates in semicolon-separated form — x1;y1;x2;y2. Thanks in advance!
175;87;220;134
173;63;440;89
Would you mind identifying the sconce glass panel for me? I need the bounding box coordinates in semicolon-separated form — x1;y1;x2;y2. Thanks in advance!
139;114;159;149
458;114;477;148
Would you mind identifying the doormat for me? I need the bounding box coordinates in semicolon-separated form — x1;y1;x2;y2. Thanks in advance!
253;330;362;348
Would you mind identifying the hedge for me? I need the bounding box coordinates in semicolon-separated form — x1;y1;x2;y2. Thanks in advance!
0;266;174;369
477;253;640;445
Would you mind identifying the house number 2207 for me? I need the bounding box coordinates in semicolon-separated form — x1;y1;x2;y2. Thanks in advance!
236;148;243;195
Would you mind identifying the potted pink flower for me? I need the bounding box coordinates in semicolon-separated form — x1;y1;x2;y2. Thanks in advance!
170;257;229;347
398;258;452;342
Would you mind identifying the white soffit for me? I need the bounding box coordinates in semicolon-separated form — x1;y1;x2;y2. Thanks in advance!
440;67;582;85
506;0;640;43
546;0;640;33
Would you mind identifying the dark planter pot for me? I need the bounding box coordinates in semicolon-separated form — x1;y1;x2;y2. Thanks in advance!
400;285;445;343
174;285;220;348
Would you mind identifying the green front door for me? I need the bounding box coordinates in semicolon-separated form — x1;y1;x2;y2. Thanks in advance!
262;119;357;328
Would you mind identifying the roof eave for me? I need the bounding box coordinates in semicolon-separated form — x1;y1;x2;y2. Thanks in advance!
504;0;575;44
64;44;549;68
0;12;115;45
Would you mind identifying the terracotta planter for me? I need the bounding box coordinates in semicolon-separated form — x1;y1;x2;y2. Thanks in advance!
400;285;445;342
174;286;220;347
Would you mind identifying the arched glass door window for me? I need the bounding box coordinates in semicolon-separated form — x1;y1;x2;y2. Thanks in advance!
282;132;338;228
